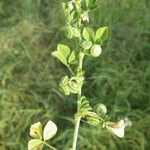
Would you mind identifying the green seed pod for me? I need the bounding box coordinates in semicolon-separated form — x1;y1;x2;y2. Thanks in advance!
59;83;70;95
95;103;107;116
64;26;73;39
68;81;79;94
59;76;70;95
82;41;92;50
90;44;102;57
72;27;80;37
87;115;100;126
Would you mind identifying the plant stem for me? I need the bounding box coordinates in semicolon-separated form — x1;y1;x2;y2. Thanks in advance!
44;141;58;150
67;65;75;76
72;52;84;150
72;116;81;150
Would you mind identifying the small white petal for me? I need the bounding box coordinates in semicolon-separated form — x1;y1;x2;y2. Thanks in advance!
106;119;125;138
43;121;57;141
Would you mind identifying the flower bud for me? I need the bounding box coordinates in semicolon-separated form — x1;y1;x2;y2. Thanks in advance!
81;11;89;22
91;45;102;57
30;122;42;139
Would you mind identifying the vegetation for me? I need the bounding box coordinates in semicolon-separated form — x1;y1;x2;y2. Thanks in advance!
0;0;149;149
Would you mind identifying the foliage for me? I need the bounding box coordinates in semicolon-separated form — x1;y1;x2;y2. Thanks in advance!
0;0;149;150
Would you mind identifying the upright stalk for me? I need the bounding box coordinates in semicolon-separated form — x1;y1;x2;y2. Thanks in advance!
72;52;84;150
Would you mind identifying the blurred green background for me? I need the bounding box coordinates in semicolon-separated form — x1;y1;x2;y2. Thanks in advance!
0;0;149;149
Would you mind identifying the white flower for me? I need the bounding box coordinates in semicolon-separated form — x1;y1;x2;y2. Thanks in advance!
43;121;57;141
30;122;42;139
106;119;125;138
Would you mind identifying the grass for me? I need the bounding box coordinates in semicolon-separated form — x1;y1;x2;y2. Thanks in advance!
0;0;149;149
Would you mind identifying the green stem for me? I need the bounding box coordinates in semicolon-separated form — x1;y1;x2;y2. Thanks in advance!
72;116;81;150
44;141;58;150
72;52;85;150
79;52;84;70
67;65;75;76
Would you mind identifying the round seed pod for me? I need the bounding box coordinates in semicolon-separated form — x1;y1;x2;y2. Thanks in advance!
72;27;80;38
59;76;70;95
68;81;79;94
87;115;100;126
95;103;107;116
82;41;92;50
59;83;70;95
90;45;102;57
64;26;73;39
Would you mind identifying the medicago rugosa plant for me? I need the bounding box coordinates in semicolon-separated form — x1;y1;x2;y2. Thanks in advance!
28;0;126;150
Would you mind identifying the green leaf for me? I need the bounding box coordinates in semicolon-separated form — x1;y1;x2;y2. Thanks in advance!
28;139;43;150
52;44;70;66
83;27;94;42
95;27;108;44
68;50;77;64
86;0;99;11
